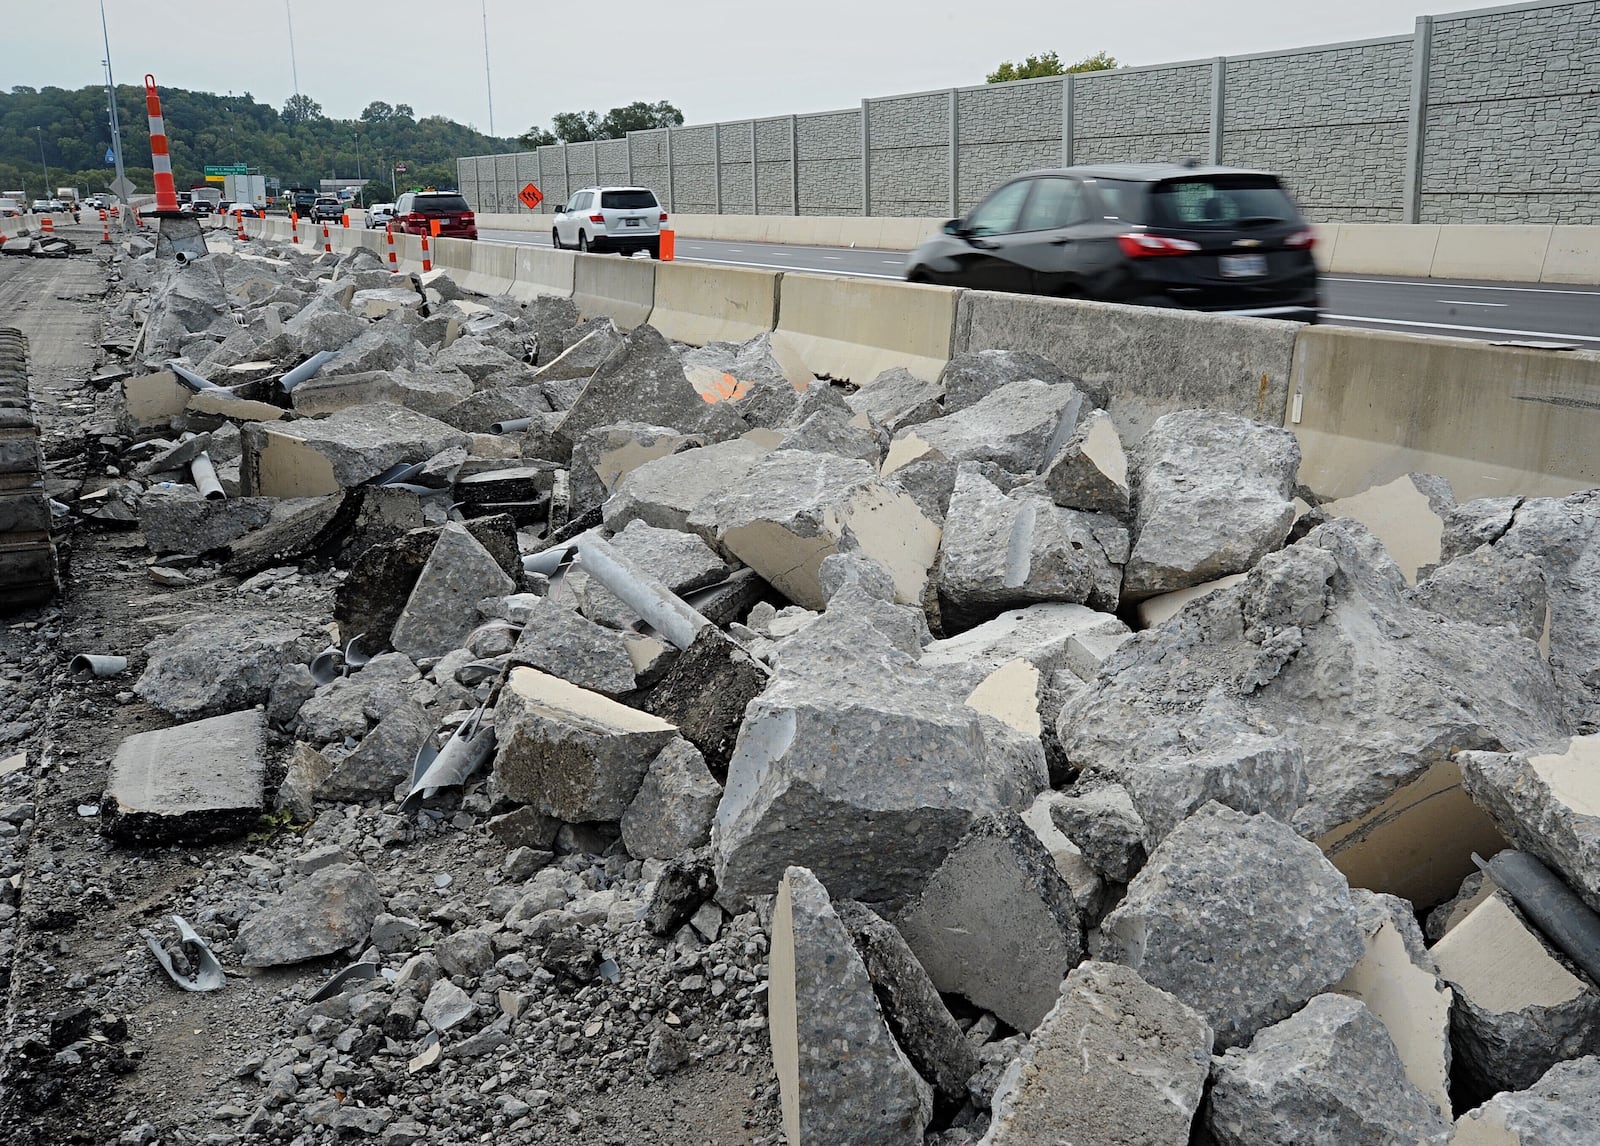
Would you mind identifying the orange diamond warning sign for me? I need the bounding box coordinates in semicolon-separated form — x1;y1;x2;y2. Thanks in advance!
518;182;544;210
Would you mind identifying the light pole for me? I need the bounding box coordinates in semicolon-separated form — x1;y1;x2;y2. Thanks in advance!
354;132;362;183
100;0;130;227
34;127;51;199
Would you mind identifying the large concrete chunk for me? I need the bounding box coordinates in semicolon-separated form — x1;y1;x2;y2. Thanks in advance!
678;334;813;429
919;602;1131;698
936;464;1126;628
1100;802;1365;1049
558;324;746;446
620;739;722;860
1206;995;1453;1146
390;524;515;661
1454;1056;1600;1146
602;436;772;533
689;449;941;610
135;616;315;721
844;367;943;434
493;667;678;822
139;486;274;555
319;699;435;802
243;403;471;496
642;628;770;776
835;900;979;1112
509;596;637;697
884;379;1084;478
236;863;382;968
939;348;1086;415
1041;408;1129;517
769;867;931;1146
1461;736;1600;914
1060;519;1568;907
1430;891;1600;1093
101;710;267;844
569;423;702;515
1123;409;1300;597
982;961;1213;1146
897;812;1083;1032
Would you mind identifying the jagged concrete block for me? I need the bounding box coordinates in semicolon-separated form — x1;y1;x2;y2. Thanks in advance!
936;464;1126;629
1041;408;1129;517
558;325;746;446
603;436;772;533
620;739;722;861
897;812;1084;1032
243;403;471;496
1207;994;1453;1146
983;961;1212;1146
642;628;769;776
135;615;315;721
1019;790;1106;919
845;367;943;434
1100;802;1365;1049
678;334;813;429
390;524;515;661
101;710;267;844
434;336;521;382
1123;409;1300;597
884;379;1084;478
1048;783;1148;884
939;348;1088;415
769;867;931;1146
1430;891;1600;1093
689;449;941;611
569;423;703;515
533;321;624;382
920;602;1130;699
291;368;476;420
237;863;383;968
493;667;678;822
1453;1056;1600;1146
777;408;883;465
139;485;274;555
1460;736;1600;915
320;699;435;802
834;900;978;1112
509;595;638;697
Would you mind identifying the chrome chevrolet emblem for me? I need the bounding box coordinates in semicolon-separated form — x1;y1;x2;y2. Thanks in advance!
1233;238;1263;248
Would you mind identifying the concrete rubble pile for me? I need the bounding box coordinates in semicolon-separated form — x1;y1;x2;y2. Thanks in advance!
25;223;1600;1144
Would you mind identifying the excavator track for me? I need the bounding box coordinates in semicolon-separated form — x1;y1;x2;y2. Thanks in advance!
0;327;58;610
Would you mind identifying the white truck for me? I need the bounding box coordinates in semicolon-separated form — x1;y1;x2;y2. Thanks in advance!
56;187;81;208
223;173;267;209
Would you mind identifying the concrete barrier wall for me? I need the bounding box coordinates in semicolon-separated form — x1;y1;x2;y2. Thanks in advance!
774;274;958;383
649;263;781;346
510;246;575;301
955;291;1301;442
1289;326;1600;501
572;253;656;328
474;211;946;253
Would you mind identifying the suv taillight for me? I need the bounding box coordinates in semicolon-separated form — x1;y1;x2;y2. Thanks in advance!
660;212;669;222
1284;228;1316;250
1117;232;1203;258
589;213;606;224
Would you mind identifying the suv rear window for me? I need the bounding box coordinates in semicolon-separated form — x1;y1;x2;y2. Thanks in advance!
1149;176;1299;229
412;195;470;214
600;190;658;210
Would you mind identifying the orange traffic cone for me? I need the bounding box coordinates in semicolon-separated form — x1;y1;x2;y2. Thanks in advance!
386;224;398;273
236;210;248;242
100;209;110;245
40;216;54;236
421;232;432;273
290;210;299;243
322;224;332;254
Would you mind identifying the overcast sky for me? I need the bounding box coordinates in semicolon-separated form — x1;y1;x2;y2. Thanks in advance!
21;0;1451;136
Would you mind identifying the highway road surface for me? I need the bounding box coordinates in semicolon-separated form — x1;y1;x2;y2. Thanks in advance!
479;227;1600;347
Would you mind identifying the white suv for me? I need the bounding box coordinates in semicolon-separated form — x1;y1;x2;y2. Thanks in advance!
551;187;666;256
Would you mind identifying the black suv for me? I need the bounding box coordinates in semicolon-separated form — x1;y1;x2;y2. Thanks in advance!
905;164;1319;321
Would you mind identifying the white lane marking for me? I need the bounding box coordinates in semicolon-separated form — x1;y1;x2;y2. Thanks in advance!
1436;299;1509;307
882;259;904;265
725;247;742;252
1325;314;1600;343
1331;276;1600;297
823;256;842;260
672;255;901;279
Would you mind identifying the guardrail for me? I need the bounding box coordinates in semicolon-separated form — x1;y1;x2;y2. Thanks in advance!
204;213;1600;502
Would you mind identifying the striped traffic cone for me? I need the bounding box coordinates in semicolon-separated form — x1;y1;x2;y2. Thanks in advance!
322;224;332;254
386;224;398;272
100;209;110;245
236;210;248;242
143;75;181;213
40;216;54;235
421;232;432;273
290;210;299;243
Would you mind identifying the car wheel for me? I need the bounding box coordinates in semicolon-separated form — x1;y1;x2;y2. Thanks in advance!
646;241;660;260
578;232;590;253
551;229;562;250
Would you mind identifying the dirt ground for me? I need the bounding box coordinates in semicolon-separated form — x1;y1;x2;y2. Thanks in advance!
0;228;784;1144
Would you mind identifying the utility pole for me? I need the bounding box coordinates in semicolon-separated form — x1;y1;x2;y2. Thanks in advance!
482;1;495;137
34;128;50;198
354;132;362;182
285;0;301;98
100;0;129;223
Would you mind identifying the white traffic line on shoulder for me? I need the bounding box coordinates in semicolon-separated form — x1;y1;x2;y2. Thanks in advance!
1324;314;1600;343
1330;276;1600;297
1436;299;1509;307
671;255;901;279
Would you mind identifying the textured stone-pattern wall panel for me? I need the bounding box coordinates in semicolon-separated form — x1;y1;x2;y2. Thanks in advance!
721;124;754;162
1424;1;1600;223
458;160;477;210
671;126;718;214
718;122;756;213
597;139;631;188
537;146;569;208
1074;64;1210;149
629;130;670;211
755;119;794;214
1221;39;1411;221
797;110;864;215
870;92;949;217
566;142;600;187
495;154;519;214
955;81;1062;212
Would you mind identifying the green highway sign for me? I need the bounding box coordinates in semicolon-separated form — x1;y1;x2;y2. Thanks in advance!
204;164;248;176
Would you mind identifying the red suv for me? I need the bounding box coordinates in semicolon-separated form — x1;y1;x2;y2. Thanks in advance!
394;191;477;240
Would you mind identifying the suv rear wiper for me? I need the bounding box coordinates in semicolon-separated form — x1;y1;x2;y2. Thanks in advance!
1233;216;1287;229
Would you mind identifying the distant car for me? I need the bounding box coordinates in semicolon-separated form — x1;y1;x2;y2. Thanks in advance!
551;187;665;256
47;199;66;212
229;204;266;219
904;163;1320;321
393;191;477;240
30;200;51;214
0;198;21;218
191;200;214;217
366;203;395;229
310;196;343;222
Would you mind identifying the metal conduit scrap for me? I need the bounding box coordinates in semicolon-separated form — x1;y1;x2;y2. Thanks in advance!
0;327;60;610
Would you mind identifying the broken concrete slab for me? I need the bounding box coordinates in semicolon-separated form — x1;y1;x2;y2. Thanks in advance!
1410;542;1549;642
602;435;772;534
390;524;516;661
1453;1056;1600;1146
276;742;334;822
244;404;472;497
936;465;1126;629
643;628;770;777
139;485;273;554
285;294;367;355
237;863;383;968
558;324;747;448
939;348;1090;415
1100;802;1365;1050
1206;994;1453;1146
294;652;426;745
135;615;316;721
620;739;722;861
982;961;1213;1146
437;385;550;435
1460;736;1600;915
220;493;361;579
493;667;678;822
769;866;932;1146
290;368;476;421
1047;783;1147;884
883;380;1084;479
896;812;1083;1032
1430;890;1600;1093
919;602;1131;699
533;321;624;382
569;423;703;515
677;334;813;430
688;449;941;611
776;408;884;466
1123;409;1300;598
100;710;268;844
844;367;943;434
1040;408;1129;518
1323;473;1455;585
320;699;435;802
509;595;638;697
433;336;522;383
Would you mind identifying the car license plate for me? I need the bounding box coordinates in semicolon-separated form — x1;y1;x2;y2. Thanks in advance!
625;217;640;227
1220;253;1267;278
